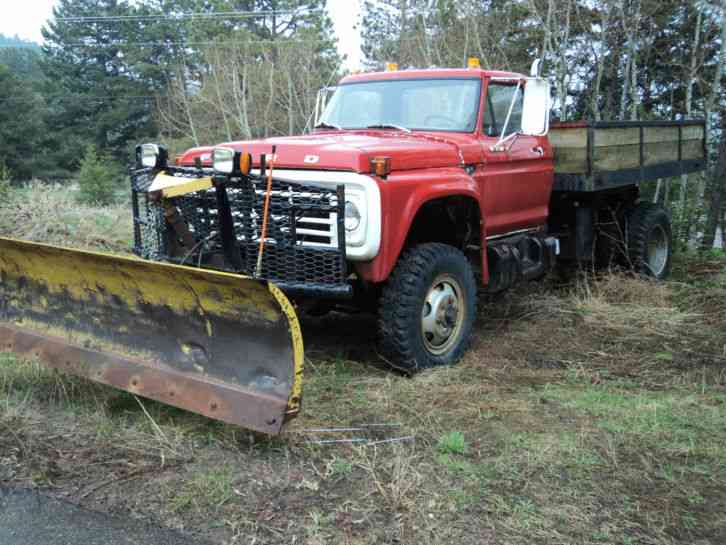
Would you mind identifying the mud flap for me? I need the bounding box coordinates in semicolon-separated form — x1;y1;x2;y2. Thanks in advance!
0;237;303;434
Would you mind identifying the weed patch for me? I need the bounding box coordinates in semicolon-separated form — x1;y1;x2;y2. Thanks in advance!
437;431;467;455
168;466;236;514
0;182;132;252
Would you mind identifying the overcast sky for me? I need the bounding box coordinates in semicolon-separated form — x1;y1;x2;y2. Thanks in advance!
0;0;363;70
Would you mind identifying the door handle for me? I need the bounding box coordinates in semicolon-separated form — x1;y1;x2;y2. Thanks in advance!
532;146;544;157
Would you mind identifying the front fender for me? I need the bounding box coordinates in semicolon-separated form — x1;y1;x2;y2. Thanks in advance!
354;168;488;284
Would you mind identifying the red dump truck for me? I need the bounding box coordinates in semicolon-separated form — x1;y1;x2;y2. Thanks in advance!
144;61;705;368
0;60;707;433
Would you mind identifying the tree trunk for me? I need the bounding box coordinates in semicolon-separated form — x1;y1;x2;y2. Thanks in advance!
212;48;232;142
398;0;407;62
701;0;726;249
619;54;630;120
232;63;252;140
678;7;703;243
701;115;726;250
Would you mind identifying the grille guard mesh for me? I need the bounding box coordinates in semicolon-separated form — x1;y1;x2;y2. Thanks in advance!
131;167;349;296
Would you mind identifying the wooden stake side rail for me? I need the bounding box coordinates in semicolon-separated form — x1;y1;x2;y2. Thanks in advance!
550;119;707;192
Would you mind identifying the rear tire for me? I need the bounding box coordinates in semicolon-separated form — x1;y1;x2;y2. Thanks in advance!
627;202;672;279
377;243;477;372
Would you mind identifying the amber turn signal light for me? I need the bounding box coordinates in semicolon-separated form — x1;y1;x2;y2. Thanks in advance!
370;157;392;177
239;152;252;175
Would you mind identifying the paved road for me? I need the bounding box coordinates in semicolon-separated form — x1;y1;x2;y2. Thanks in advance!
0;488;208;545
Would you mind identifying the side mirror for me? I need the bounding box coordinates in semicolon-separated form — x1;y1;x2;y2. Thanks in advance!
521;78;550;136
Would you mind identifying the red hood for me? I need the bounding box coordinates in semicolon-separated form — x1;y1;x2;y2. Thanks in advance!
176;130;480;173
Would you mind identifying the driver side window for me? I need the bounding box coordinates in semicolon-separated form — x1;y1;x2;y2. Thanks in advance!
483;84;523;138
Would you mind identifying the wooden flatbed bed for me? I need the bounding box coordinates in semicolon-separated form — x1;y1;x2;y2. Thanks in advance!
550;120;707;192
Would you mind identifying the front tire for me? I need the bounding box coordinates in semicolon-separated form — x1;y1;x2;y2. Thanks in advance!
627;202;672;279
377;243;477;372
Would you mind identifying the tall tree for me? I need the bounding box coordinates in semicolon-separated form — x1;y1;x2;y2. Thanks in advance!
0;64;46;179
41;0;157;174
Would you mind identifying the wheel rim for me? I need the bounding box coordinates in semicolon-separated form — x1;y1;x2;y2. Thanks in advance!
646;224;669;276
421;274;465;356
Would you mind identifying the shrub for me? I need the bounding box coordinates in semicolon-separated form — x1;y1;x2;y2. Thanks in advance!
77;145;123;205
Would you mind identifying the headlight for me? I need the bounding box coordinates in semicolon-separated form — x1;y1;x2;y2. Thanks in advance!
213;147;235;174
344;201;361;232
138;143;167;169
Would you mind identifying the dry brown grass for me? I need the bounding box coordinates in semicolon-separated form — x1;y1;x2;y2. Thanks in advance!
0;181;132;253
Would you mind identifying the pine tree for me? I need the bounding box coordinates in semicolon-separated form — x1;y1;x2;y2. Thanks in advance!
0;64;46;180
77;143;121;204
41;0;157;175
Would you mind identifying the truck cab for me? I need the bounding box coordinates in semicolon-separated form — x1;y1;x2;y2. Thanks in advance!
305;66;554;288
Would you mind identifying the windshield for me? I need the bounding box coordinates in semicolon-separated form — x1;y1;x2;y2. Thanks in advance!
318;78;482;132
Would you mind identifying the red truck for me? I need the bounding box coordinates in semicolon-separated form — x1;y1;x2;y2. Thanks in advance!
0;60;707;433
131;60;707;373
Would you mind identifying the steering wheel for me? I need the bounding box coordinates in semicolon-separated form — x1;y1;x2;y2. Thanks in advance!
423;114;459;129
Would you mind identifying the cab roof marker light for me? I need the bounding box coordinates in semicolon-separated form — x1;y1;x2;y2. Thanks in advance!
467;57;481;69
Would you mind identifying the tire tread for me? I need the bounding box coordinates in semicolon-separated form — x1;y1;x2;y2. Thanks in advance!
627;202;672;278
377;243;477;371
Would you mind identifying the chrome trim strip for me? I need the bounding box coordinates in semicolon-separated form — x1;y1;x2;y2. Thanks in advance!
486;227;541;241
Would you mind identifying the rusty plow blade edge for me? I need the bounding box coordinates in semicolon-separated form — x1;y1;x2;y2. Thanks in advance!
0;237;304;435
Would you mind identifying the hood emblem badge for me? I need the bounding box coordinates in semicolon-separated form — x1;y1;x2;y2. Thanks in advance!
304;155;320;164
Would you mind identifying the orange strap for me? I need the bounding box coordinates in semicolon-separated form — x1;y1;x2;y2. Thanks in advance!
255;153;275;277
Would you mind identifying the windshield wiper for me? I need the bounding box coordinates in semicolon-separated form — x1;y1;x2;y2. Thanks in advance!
364;123;411;133
314;122;342;130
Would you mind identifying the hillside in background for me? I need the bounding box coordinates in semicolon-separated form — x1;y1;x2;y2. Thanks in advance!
0;34;39;50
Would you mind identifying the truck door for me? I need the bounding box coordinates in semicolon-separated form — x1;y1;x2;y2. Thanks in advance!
477;80;553;236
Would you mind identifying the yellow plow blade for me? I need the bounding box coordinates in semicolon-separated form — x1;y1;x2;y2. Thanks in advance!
0;237;303;434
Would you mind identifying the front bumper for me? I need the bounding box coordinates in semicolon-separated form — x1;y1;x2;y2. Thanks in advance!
131;166;352;298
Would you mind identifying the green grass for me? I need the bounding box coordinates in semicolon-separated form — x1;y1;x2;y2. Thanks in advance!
437;431;467;455
540;384;726;472
167;466;236;514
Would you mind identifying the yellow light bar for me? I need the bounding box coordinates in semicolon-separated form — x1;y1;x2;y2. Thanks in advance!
385;62;398;72
467;57;481;69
